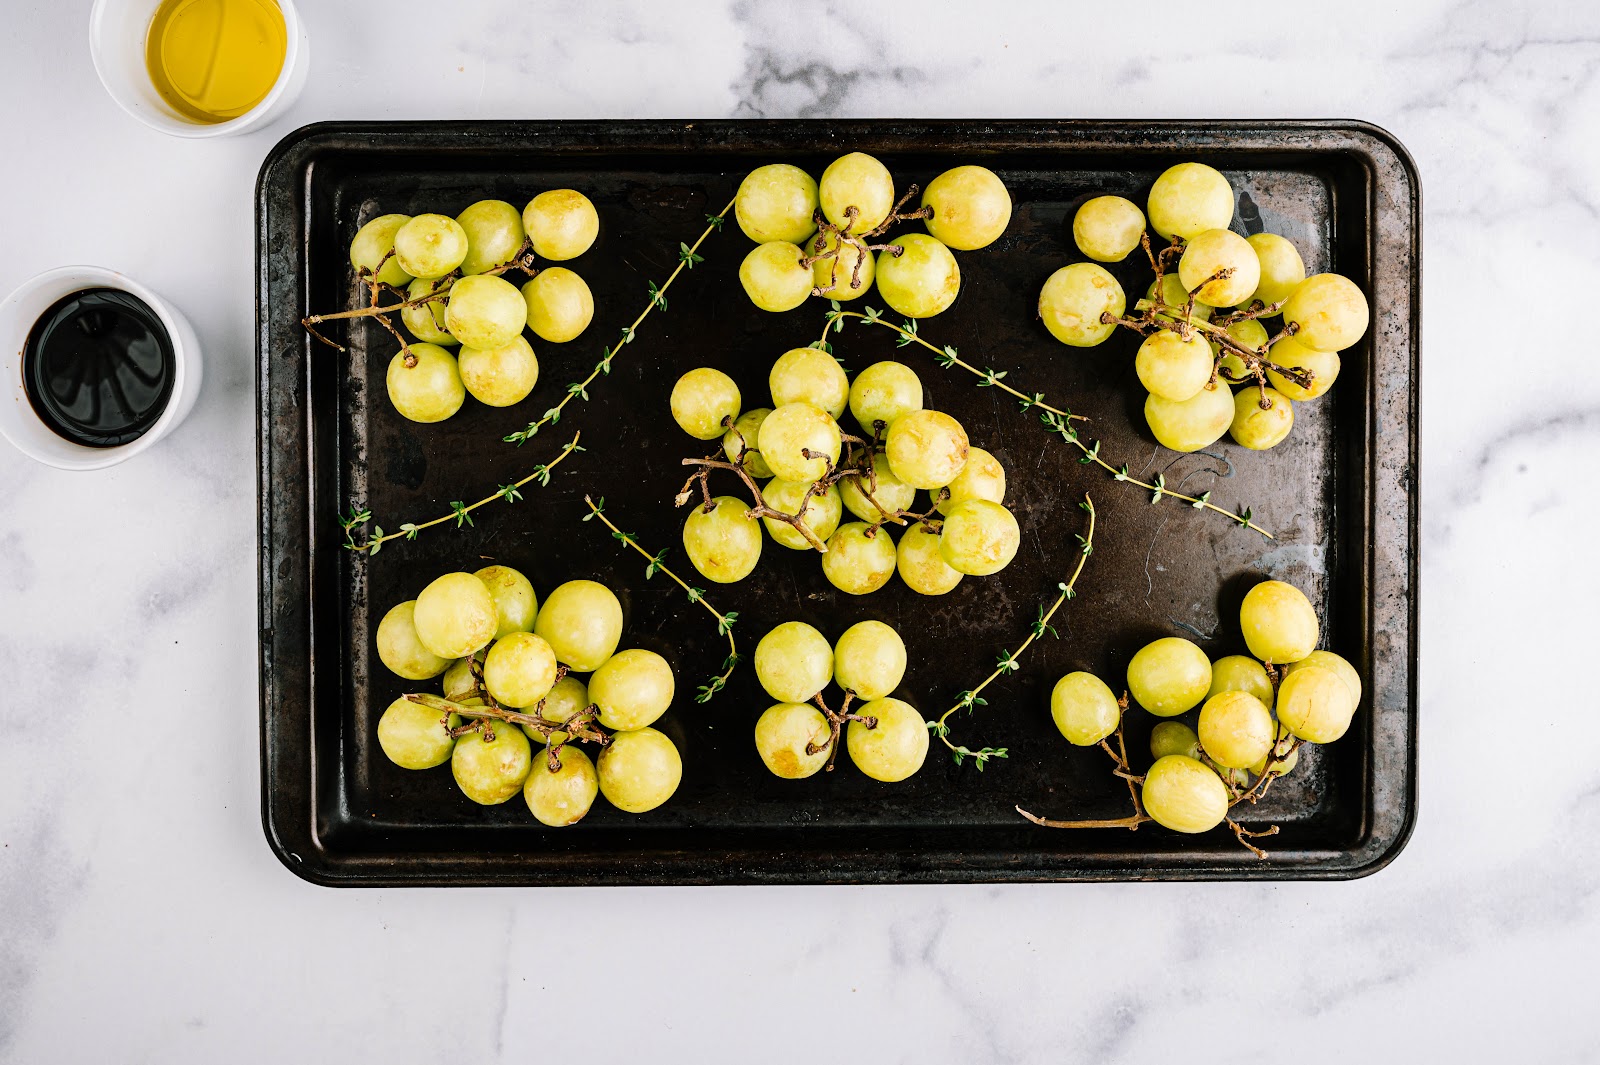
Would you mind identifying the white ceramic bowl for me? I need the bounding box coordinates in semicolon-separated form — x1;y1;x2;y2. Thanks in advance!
0;267;203;471
89;0;309;139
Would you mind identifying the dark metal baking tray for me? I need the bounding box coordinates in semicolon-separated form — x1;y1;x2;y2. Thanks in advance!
257;120;1419;886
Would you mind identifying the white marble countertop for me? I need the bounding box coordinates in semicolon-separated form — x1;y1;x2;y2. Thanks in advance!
3;1;1597;1061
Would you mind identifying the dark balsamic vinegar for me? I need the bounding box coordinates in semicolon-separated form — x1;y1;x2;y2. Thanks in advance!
22;288;175;448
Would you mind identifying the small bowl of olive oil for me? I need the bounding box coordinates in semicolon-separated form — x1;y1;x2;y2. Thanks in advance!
90;0;308;138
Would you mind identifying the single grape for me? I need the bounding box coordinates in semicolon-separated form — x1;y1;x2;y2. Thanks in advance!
754;621;834;703
1142;754;1229;833
451;722;533;805
444;274;527;351
590;648;675;731
810;232;876;301
821;523;897;595
761;479;842;550
1197;690;1274;769
1250;722;1301;777
1230;386;1295;450
1211;318;1267;384
1283;650;1361;707
848;361;923;433
834;620;906;700
757;402;841;483
723;407;774;478
1072;195;1146;262
754;702;832;779
1283;273;1369;352
394;213;469;279
523;744;598;827
597;727;682;813
847;698;928;782
839;454;915;523
522;189;598;261
400;278;456;345
896;522;964;595
1178;229;1261;309
521;267;593;343
377;696;456;770
770;346;849;420
1264;334;1341;400
533;579;623;672
1039;263;1124;347
736;163;820;245
885;409;969;490
455;199;525;275
875;233;960;318
1207;655;1274;706
819;152;894;233
938;499;1020;576
442;655;480;702
1050;671;1121;746
1136;329;1213;402
670;367;742;440
1147;162;1233;242
1276;665;1355;743
521;674;589;745
1150;720;1201;761
1146;274;1214;324
472;565;538;639
413;572;498;660
1239;580;1318;664
458;335;539;407
483;631;559;709
936;446;1005;514
376;600;450;680
922;165;1011;250
1144;382;1234;452
1244;233;1305;308
1127;637;1212;717
387;344;465;423
350;213;413;287
740;241;813;312
683;496;763;583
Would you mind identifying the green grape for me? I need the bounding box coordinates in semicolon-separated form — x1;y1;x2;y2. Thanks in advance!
885;409;969;490
394;213;468;279
839;454;914;523
1197;690;1273;769
761;479;842;550
1141;754;1229;833
1146;273;1214;324
848;361;923;433
1230;386;1294;450
1072;195;1145;262
1147;162;1233;242
1150;720;1201;761
413;572;498;660
1178;229;1261;308
1244;233;1305;308
1276;665;1355;743
723;407;773;478
754;621;834;703
521;267;593;343
444;274;527;351
387;343;465;423
1211;318;1267;384
936;446;1005;514
1251;722;1300;777
472;565;538;638
376;600;450;680
590;648;675;731
1283;650;1361;706
458;335;539;407
522;189;598;261
833;620;906;700
1264;334;1341;400
1239;580;1318;664
896;522;964;596
770;346;848;419
1050;671;1120;746
739;241;813;312
810;231;875;300
521;674;590;744
597;727;682;813
758;402;841;483
683;496;763;583
670;367;742;441
1136;329;1213;402
533;579;623;672
452;722;533;805
922;165;1011;251
847;698;928;782
442;655;480;702
754;702;832;779
1127;637;1212;717
1283;273;1369;352
400;278;456;345
1144;382;1234;452
455;199;525;275
350;213;413;287
484;631;560;709
377;696;456;770
938;499;1020;576
1216;763;1252;790
1039;263;1125;347
819;152;894;233
523;744;598;827
875;233;960;318
736;163;820;245
1208;655;1274;706
821;523;897;595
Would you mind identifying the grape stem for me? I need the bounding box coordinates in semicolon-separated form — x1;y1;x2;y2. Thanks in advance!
798;184;934;297
804;690;879;772
404;691;609;773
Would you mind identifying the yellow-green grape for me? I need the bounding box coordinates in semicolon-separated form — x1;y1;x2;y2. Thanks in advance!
1072;195;1146;262
1144;382;1234;452
1265;334;1341;401
839;454;914;523
442;655;480;702
1050;671;1121;746
758;402;841;482
533;579;623;672
413;572;498;660
1178;229;1261;308
670;367;742;441
1197;690;1274;769
444;274;527;350
1136;329;1214;402
1230;386;1294;450
1212;318;1267;384
483;631;559;709
897;522;964;596
847;698;928;782
723;407;773;478
1208;655;1274;706
938;499;1020;576
1240;580;1318;664
885;409;969;490
451;723;532;805
1251;722;1300;777
387;344;465;423
1276;665;1355;743
819;152;895;233
455;199;525;276
754;702;831;779
770;346;848;419
834;620;906;700
1283;273;1369;352
921;165;1011;251
761;479;842;550
400;278;456;344
936;446;1005;514
472;565;538;639
376;600;450;680
393;213;468;279
1146;273;1214;326
1127;637;1212;717
848;361;923;433
754;621;834;703
683;496;763;583
458;335;539;407
350;213;413;287
1150;720;1201;761
521;674;588;745
821;523;897;595
1039;263;1125;347
810;231;875;300
1244;233;1305;308
740;241;813;312
377;696;456;770
523;745;598;827
876;233;960;318
1147;162;1234;242
1283;650;1361;707
590;648;675;731
736;163;820;245
522;189;598;261
597;727;681;813
520;268;593;343
1141;754;1229;833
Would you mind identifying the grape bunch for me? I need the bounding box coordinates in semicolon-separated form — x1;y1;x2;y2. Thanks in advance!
1041;161;1370;453
342;190;600;424
373;564;685;824
733;154;1011;318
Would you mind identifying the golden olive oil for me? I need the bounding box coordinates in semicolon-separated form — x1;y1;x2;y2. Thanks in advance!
145;0;287;123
